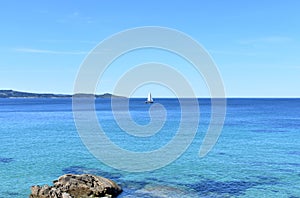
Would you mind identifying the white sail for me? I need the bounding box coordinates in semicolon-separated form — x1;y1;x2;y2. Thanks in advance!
146;92;153;103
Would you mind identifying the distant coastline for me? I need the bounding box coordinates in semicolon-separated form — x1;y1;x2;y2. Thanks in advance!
0;90;124;98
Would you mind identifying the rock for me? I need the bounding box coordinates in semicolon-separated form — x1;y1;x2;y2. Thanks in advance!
62;193;72;198
30;174;122;198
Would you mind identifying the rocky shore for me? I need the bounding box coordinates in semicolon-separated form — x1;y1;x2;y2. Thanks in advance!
29;174;122;198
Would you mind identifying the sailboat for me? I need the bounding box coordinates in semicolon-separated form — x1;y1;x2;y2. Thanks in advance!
145;92;154;103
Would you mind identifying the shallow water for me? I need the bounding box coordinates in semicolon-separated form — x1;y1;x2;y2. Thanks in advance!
0;98;300;197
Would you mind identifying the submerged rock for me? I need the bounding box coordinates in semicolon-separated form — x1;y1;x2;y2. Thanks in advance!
29;174;122;198
129;184;198;198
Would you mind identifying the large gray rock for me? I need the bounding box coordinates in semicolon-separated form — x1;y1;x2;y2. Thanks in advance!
30;174;122;198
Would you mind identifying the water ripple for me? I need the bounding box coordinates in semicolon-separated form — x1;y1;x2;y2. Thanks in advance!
0;157;13;163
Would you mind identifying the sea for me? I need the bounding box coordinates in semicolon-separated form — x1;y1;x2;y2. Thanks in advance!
0;98;300;197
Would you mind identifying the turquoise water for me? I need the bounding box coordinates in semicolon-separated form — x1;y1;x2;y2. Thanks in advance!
1;98;300;197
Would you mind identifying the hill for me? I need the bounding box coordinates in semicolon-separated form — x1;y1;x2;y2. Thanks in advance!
0;90;123;98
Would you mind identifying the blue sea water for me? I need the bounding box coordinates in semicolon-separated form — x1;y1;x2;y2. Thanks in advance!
0;98;300;197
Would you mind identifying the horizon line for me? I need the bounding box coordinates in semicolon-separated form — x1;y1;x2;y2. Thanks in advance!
1;89;300;99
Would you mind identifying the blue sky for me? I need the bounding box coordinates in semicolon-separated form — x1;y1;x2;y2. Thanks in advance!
0;0;299;97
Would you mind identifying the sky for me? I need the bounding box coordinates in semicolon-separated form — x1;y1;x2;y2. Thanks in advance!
0;0;299;97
